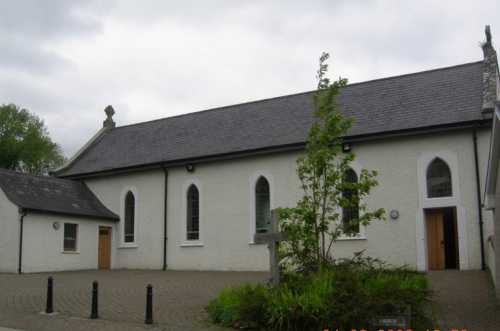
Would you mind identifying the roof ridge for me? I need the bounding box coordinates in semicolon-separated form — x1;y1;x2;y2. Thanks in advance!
0;168;77;184
343;60;483;88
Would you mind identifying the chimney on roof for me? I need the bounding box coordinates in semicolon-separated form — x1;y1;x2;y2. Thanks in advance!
481;25;500;118
103;105;116;128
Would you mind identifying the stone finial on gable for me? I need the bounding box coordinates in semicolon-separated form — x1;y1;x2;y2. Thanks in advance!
481;25;499;118
485;25;492;45
103;105;116;128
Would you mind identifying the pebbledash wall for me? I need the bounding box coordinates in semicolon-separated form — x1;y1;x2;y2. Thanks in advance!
492;160;500;290
0;186;21;273
0;185;117;273
20;214;116;273
85;170;166;270
84;128;493;272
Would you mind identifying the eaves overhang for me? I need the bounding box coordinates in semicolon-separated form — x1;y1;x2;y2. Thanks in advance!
17;206;120;221
50;126;111;177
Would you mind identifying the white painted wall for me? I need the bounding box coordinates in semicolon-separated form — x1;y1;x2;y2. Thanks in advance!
348;129;492;270
166;154;301;271
1;126;491;274
1;187;117;274
489;239;496;287
164;128;491;271
0;188;21;273
81;128;492;272
20;213;116;273
492;158;500;297
85;170;166;270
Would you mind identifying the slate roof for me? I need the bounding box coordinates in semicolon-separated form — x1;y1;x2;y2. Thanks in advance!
0;169;119;220
54;61;486;178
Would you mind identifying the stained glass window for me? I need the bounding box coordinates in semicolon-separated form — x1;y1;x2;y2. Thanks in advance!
187;185;199;240
255;177;270;233
124;191;135;243
427;158;452;198
343;169;359;234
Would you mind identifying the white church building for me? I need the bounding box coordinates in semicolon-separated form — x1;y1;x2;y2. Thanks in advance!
1;27;499;296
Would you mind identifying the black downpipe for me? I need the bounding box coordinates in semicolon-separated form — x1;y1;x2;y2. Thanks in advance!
18;208;27;274
473;123;486;270
162;166;169;270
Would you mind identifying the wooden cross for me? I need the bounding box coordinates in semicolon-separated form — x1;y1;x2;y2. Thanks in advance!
254;209;285;288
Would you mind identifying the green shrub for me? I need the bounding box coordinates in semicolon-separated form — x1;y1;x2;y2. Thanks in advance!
207;256;434;331
206;283;269;328
205;286;241;327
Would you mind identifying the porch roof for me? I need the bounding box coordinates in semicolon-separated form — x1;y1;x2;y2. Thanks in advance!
0;169;119;220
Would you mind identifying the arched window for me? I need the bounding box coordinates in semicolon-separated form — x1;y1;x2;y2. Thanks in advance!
187;185;199;240
427;158;452;198
343;168;359;234
124;191;135;243
255;177;270;233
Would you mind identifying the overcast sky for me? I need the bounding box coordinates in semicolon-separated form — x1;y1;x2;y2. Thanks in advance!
1;0;499;157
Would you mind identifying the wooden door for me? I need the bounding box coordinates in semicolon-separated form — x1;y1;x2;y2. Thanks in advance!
426;209;445;270
98;227;112;269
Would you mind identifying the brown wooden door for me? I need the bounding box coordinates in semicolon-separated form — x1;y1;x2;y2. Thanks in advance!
426;209;445;270
98;227;112;269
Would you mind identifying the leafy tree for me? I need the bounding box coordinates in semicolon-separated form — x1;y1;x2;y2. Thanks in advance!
0;103;66;175
277;53;385;272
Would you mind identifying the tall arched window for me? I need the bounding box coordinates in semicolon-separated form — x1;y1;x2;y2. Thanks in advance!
124;191;135;243
427;158;452;198
343;168;359;234
255;177;270;233
187;184;199;240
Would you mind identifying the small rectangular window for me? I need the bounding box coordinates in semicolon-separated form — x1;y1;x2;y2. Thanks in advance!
64;223;78;251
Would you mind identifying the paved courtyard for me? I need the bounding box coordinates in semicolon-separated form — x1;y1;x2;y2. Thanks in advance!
0;270;267;331
427;269;500;331
0;269;498;330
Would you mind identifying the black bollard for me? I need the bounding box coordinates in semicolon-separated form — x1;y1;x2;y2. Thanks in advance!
145;284;153;324
45;277;54;314
90;281;99;319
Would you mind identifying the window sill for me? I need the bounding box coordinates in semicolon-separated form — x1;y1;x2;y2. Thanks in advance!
337;236;367;241
62;251;79;254
119;244;138;248
181;242;204;247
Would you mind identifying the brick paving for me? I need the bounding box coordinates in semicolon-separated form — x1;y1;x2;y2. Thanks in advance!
0;269;498;331
427;270;500;331
0;270;268;331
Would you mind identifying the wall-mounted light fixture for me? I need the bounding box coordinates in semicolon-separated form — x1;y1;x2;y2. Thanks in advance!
186;163;195;172
342;143;351;153
390;210;399;219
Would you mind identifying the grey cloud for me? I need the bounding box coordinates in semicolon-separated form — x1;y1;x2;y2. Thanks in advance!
0;0;108;74
0;0;106;40
0;34;75;74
